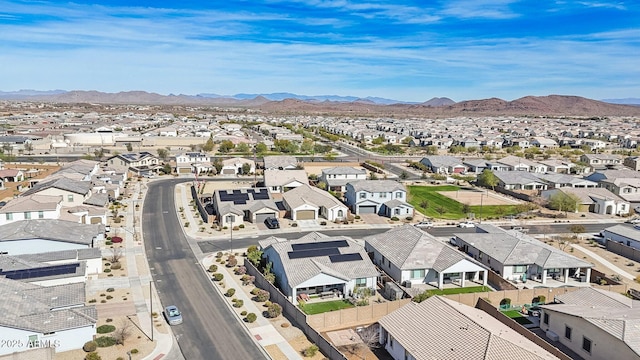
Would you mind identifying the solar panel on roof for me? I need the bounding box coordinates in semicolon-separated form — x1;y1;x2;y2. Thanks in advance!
287;247;340;259
291;240;349;251
329;253;363;263
252;188;270;200
233;200;247;205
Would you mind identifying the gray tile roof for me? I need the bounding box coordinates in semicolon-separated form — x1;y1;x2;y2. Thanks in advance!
321;166;366;175
420;155;464;168
347;180;406;193
383;199;412;209
494;171;546;185
379;296;559;360
23;177;92;197
0;219;100;245
0;278;97;333
603;224;640;240
263;169;308;187
84;192;108;206
0;194;61;214
364;225;481;271
263;155;298;169
554;287;637;308
455;230;593;269
282;184;345;210
15;248;102;263
262;235;378;289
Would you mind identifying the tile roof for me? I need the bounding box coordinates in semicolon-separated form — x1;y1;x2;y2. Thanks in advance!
554;287;637;308
379;296;559;360
261;234;378;289
263;169;309;187
455;230;593;269
603;224;640;240
0;194;61;213
263;155;298;169
23;177;92;197
83;192;109;207
282;184;345;210
321;166;366;175
0;219;100;245
0;278;97;333
420;155;464;168
347;180;406;193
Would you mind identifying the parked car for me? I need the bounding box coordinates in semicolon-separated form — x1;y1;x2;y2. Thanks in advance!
264;217;280;229
625;218;640;224
414;221;434;229
164;305;183;325
457;221;475;228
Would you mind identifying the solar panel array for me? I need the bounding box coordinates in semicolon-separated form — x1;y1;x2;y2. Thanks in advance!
291;240;349;252
288;247;340;259
329;253;363;263
218;190;250;205
2;263;80;280
248;188;270;200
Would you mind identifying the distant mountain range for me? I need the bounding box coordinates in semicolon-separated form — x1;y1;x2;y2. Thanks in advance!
0;90;638;117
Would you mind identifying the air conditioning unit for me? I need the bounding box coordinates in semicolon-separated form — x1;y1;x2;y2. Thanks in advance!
402;281;412;288
546;331;559;342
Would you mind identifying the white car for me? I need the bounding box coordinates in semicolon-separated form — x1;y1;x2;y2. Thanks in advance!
626;218;640;224
414;221;434;228
457;221;476;228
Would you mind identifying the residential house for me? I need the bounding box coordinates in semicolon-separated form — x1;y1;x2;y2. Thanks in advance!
0;219;102;255
282;184;348;222
0;279;97;356
419;155;466;174
541;187;630;215
364;225;487;289
624;156;640;171
454;225;593;286
497;155;547;173
601;224;640;250
319;166;367;193
531;137;558;148
493;171;549;191
106;152;162;176
264;169;308;193
463;159;489;174
175;152;211;175
379;296;560;360
540;288;640;360
535;173;597;189
586;169;640;203
344;180;413;217
22;177;93;207
14;248;102;276
263;155;298;170
0;194;62;226
0;168;25;183
538;159;574;174
221;157;255;176
258;233;378;304
213;188;279;226
580;154;622;170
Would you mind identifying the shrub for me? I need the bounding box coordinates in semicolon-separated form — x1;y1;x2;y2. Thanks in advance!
185;222;190;228
240;311;247;316
291;222;298;227
225;288;236;297
239;224;245;229
405;216;413;221
83;341;98;352
354;215;361;220
88;299;97;303
242;275;255;286
235;266;247;275
303;344;319;357
212;273;224;281
265;300;272;308
267;303;282;318
208;264;218;273
104;269;111;273
106;295;113;300
233;299;244;308
97;324;115;334
251;287;260;295
95;336;117;347
246;313;257;323
106;318;113;322
226;257;238;267
110;262;122;270
320;221;327;226
390;216;399;221
106;288;115;292
533;295;546;304
130;349;139;354
85;353;102;360
247;245;258;254
216;252;223;258
105;241;113;245
256;289;270;302
281;323;290;328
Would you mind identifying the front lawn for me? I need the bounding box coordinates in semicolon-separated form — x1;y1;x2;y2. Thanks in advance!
300;300;355;315
407;185;520;220
502;310;533;325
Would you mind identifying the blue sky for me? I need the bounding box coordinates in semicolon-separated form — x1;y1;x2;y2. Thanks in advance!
0;0;638;102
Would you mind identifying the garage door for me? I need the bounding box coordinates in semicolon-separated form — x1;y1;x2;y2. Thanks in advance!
255;213;276;223
222;169;236;175
296;210;316;220
358;205;377;214
178;167;192;174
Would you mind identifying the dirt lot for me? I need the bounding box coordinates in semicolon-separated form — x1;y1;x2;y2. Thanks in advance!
0;163;61;201
438;189;522;206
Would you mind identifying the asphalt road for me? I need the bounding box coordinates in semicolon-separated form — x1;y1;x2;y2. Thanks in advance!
143;179;265;360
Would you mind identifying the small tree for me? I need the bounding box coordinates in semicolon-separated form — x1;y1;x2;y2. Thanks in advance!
157;148;169;161
478;169;499;190
399;170;409;180
109;247;123;264
569;224;586;239
113;320;132;346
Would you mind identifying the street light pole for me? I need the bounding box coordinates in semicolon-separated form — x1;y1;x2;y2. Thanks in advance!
227;215;234;254
150;281;154;341
479;193;484;223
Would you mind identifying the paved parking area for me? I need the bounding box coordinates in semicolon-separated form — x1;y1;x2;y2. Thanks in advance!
359;213;390;225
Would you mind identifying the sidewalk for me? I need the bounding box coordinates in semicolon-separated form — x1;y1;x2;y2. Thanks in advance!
177;183;302;360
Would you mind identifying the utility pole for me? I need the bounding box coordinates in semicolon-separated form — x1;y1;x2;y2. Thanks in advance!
228;215;234;253
150;281;154;341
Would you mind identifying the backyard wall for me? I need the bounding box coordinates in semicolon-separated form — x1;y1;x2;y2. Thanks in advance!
487;268;518;291
306;299;411;332
443;287;579;308
606;240;640;263
475;298;572;360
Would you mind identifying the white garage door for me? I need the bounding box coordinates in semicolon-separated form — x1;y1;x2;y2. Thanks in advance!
255;213;276;223
358;205;377;214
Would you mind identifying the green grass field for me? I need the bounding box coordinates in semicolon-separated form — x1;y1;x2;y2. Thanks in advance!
502;310;533;325
300;300;355;315
407;185;520;220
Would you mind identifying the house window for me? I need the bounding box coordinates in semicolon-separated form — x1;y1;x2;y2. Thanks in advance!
379;192;387;198
411;269;425;279
389;335;395;348
24;212;31;220
513;265;527;273
543;313;549;325
355;278;367;288
38;211;44;219
67;195;74;202
395;192;402;198
6;213;12;220
582;337;591;353
565;326;572;340
394;209;400;215
359;192;366;199
337;210;344;217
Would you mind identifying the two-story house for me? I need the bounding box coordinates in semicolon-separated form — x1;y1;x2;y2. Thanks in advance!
0;194;62;226
175;152;211;175
106;152;162;176
580;154;622;170
319;166;367;193
344;180;413;217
